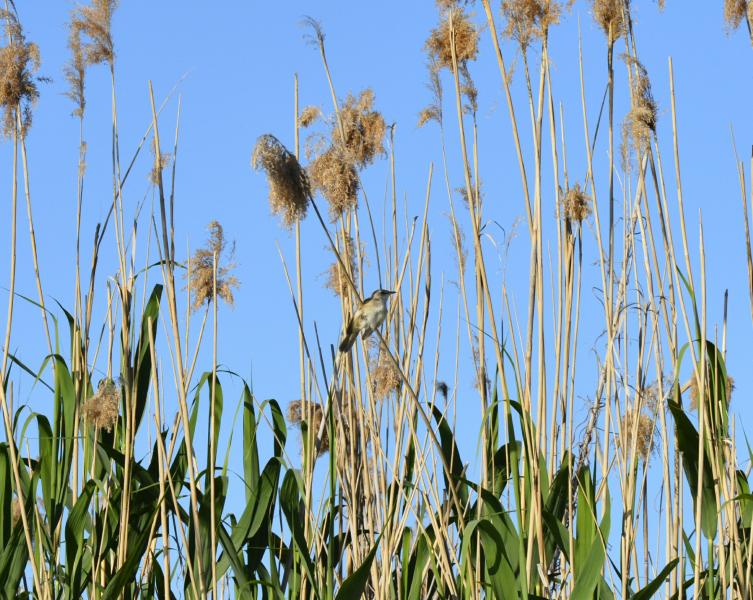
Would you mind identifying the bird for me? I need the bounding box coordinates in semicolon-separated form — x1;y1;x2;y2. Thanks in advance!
338;289;395;352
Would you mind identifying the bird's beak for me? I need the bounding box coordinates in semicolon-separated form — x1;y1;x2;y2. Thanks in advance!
385;290;396;295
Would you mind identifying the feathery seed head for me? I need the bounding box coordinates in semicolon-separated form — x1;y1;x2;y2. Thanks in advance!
501;0;562;50
298;105;321;128
324;233;359;298
724;0;749;30
337;89;386;168
593;0;627;43
0;10;40;137
308;145;359;218
561;183;591;222
619;409;655;460
252;134;311;228
185;221;239;312
426;8;479;70
625;57;657;149
371;353;401;400
82;379;120;432
287;400;330;458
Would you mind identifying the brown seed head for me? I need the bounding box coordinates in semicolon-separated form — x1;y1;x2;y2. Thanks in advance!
724;0;749;30
501;0;562;50
185;221;239;313
619;409;655;460
82;379;120;432
149;138;172;185
287;400;329;458
625;57;657;149
426;8;479;70
0;11;40;137
252;134;311;228
70;0;117;67
299;105;321;128
592;0;627;43
337;89;386;168
308;145;359;218
370;353;401;400
561;183;591;222
324;233;359;298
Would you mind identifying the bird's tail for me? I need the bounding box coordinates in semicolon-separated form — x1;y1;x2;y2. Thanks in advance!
339;325;357;352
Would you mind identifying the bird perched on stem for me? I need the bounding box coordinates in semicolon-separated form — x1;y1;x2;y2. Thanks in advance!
338;289;395;352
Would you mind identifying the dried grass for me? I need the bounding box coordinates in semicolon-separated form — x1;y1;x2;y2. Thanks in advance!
288;400;329;457
724;0;749;30
426;8;479;69
324;233;359;298
308;146;359;218
561;183;591;222
252;134;311;228
619;409;655;460
81;379;120;432
370;352;401;400
149;138;172;185
624;57;657;149
299;105;321;128
0;10;40;137
501;0;562;50
337;89;386;168
185;221;239;312
592;0;627;43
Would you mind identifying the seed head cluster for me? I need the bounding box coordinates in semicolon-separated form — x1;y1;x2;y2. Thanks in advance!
592;0;627;43
370;352;401;400
501;0;562;50
561;183;591;222
0;11;40;137
66;0;118;117
298;105;321;128
185;221;239;313
287;400;329;458
625;58;657;149
324;233;359;298
252;134;311;228
723;0;750;30
82;379;120;432
426;8;480;69
309;145;360;218
619;409;655;461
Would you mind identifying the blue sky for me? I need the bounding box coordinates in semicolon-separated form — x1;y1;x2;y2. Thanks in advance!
1;0;752;581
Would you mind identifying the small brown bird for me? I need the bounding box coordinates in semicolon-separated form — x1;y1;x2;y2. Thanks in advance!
338;289;395;352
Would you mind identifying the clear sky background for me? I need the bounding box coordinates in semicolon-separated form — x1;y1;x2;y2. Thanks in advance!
1;0;752;574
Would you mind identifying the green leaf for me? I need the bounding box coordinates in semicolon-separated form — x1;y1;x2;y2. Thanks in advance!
133;284;163;433
632;558;679;600
335;532;382;600
667;400;718;539
66;479;96;597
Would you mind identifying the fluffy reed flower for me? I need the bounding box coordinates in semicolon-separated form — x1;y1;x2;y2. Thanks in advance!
501;0;562;50
370;353;401;400
689;374;734;411
724;0;749;30
338;89;386;168
561;183;591;222
287;400;329;457
450;215;468;272
324;233;359;298
619;409;655;460
82;379;120;432
185;221;239;312
0;11;41;137
149;138;172;185
252;134;311;228
625;58;657;149
65;0;117;116
426;8;479;70
592;0;627;43
308;145;359;218
298;105;321;128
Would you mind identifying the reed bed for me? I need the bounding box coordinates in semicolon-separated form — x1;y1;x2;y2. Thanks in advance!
0;1;752;598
